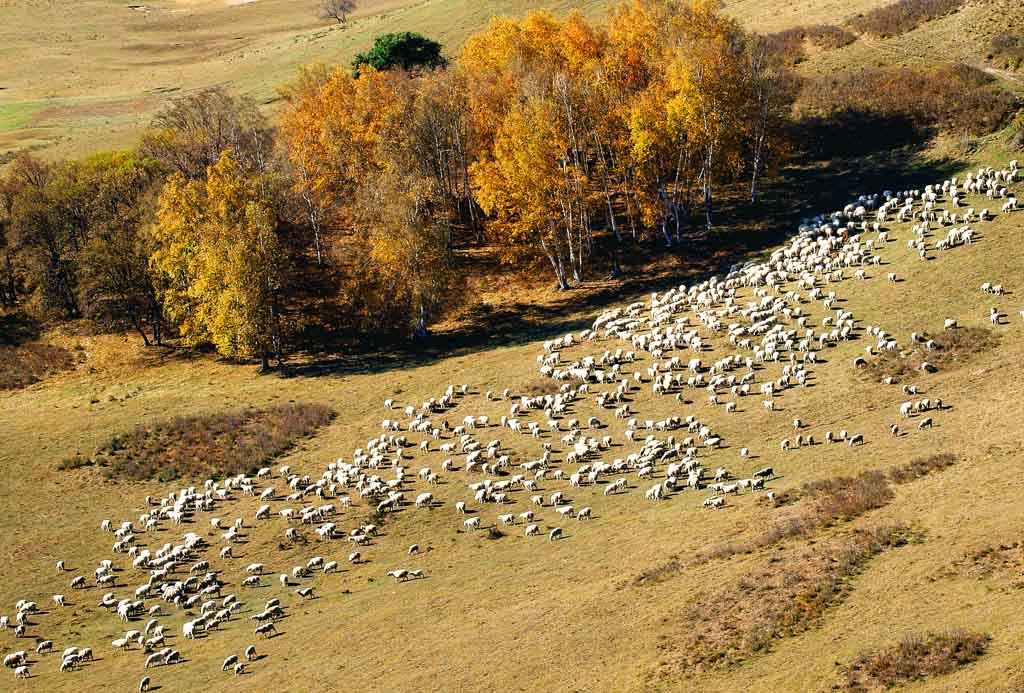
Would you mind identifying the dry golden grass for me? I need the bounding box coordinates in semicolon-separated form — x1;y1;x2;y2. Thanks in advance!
0;116;1023;693
0;0;613;162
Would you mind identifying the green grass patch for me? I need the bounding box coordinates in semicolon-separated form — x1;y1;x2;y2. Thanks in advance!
0;101;44;133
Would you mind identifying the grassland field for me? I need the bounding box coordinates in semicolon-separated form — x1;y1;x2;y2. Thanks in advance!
1;141;1023;690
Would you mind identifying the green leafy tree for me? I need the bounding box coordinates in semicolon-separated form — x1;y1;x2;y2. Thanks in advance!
352;32;446;75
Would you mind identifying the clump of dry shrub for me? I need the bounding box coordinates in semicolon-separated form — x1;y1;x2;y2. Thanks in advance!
659;523;916;674
518;377;562;397
989;34;1024;72
0;342;77;390
847;0;965;38
63;403;334;481
799;65;1017;138
841;630;989;690
864;326;998;381
766;25;856;66
888;452;957;483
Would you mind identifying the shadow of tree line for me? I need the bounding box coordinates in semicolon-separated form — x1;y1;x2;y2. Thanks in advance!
284;110;965;380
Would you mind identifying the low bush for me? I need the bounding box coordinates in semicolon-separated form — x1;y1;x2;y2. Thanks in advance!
63;403;335;481
847;0;965;38
988;34;1024;72
0;342;77;390
865;327;998;381
798;65;1017;140
659;523;916;674
842;630;989;690
888;452;957;483
766;24;856;66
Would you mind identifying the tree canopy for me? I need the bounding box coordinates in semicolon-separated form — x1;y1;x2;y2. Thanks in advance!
352;32;446;74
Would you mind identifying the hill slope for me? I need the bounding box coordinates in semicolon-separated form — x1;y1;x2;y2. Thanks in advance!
1;151;1022;690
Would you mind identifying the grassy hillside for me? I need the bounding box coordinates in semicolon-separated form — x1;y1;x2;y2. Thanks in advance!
0;0;610;161
1;145;1022;690
3;0;1021;163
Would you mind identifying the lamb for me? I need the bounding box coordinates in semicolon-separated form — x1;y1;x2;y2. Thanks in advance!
918;417;933;429
222;655;239;671
463;517;481;530
140;676;151;692
524;524;540;536
15;665;30;679
245;645;257;661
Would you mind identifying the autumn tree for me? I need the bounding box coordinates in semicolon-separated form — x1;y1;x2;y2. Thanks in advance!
463;10;606;288
279;66;463;336
140;87;273;180
149;153;284;369
74;152;166;345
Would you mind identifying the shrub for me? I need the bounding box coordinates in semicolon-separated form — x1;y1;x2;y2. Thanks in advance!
805;24;857;50
989;34;1024;72
847;0;965;38
519;377;561;397
888;452;957;483
765;24;856;66
842;630;989;690
798;65;1017;139
659;523;916;675
0;342;76;390
803;470;893;522
864;327;998;381
65;403;334;481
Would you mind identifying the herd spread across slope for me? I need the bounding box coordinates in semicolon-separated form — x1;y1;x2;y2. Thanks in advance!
2;161;1020;687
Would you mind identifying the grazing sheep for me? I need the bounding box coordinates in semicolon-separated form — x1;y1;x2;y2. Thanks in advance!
245;645;257;661
524;524;540;537
549;527;563;541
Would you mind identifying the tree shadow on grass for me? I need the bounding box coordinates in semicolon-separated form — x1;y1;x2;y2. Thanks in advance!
284;113;966;381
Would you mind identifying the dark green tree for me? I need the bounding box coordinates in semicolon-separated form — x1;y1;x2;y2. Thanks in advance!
352;32;446;75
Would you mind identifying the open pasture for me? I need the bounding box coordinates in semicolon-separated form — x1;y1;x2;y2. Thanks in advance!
1;158;1023;690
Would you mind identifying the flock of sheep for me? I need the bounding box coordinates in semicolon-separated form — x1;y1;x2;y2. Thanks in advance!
2;161;1019;687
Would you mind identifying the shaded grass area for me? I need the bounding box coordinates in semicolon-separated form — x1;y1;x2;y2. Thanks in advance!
59;403;335;481
840;630;989;690
655;523;917;676
846;0;965;38
864;327;998;381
